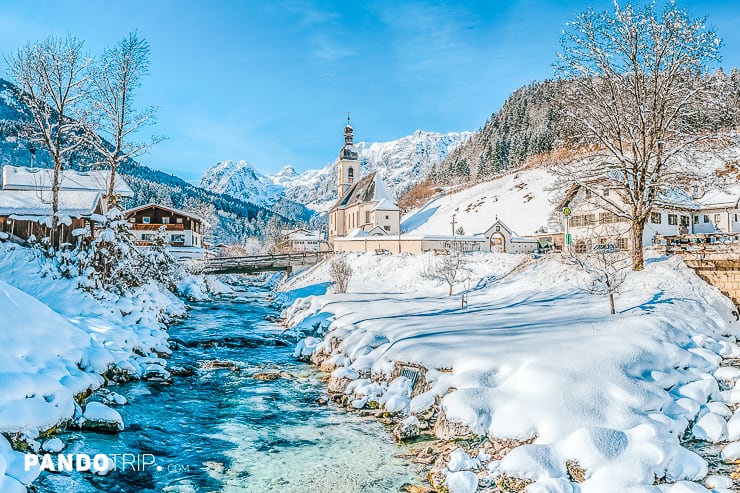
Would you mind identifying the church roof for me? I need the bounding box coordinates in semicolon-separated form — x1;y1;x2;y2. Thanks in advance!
331;172;399;211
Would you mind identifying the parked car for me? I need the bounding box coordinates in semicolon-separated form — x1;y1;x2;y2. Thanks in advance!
592;243;619;253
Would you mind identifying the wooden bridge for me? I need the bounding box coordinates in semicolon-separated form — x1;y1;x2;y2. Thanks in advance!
196;251;333;275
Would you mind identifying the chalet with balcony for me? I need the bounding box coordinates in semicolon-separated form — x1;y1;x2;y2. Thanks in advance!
124;203;205;258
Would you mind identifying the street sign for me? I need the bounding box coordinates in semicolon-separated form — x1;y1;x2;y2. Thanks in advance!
566;233;572;245
563;207;572;216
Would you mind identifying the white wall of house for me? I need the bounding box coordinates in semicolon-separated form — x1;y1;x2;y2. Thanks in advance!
566;188;695;248
132;228;201;247
691;208;740;234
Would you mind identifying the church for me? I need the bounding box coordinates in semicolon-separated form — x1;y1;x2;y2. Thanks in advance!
328;118;401;244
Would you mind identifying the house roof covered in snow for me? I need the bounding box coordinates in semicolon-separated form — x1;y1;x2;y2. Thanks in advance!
331;172;399;211
697;186;740;209
0;190;102;218
2;165;134;198
559;183;700;211
124;203;203;223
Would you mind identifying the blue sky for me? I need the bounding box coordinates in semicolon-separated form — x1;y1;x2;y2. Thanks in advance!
0;1;738;181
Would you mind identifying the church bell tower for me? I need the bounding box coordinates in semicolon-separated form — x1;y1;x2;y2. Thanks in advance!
337;114;359;198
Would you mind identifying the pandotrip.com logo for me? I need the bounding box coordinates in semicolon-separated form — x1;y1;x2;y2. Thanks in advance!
25;452;191;475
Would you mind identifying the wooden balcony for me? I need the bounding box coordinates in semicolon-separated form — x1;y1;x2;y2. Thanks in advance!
131;223;185;231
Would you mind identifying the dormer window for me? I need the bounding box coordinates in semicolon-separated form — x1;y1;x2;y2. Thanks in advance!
348;167;354;183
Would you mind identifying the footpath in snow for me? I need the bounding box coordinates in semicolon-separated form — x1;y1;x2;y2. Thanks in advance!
283;252;740;493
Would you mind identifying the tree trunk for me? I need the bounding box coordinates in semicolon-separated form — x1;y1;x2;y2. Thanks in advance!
609;292;615;315
52;163;60;248
448;283;453;296
107;158;118;208
631;218;646;271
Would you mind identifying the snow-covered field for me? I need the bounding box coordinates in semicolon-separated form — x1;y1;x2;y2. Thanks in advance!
283;252;740;493
0;243;187;492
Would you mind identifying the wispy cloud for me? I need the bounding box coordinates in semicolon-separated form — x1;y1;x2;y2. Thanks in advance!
265;0;356;62
370;1;478;80
308;33;358;61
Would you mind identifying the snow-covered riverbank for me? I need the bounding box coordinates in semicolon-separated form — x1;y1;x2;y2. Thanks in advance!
0;243;189;492
283;252;740;493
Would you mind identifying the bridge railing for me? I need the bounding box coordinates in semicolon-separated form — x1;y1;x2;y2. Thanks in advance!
195;250;334;273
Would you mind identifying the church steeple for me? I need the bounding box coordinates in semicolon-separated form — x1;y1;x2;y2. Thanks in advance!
340;113;358;160
337;114;359;197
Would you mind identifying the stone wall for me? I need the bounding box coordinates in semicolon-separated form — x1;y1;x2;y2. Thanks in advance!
684;257;740;307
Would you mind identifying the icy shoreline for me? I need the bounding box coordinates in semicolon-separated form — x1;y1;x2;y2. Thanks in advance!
0;243;194;492
283;253;740;493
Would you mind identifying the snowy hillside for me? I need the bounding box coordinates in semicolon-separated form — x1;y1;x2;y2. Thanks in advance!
200;130;473;213
402;167;562;237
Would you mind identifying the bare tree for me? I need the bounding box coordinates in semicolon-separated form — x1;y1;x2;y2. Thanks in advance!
6;35;91;242
88;32;162;205
572;246;630;315
554;1;724;271
423;250;473;296
329;255;352;294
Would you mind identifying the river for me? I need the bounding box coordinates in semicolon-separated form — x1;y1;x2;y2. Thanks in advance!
35;281;418;493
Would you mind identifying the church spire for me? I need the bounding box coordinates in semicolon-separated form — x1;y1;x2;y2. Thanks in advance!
337;114;359;198
344;113;354;147
340;114;358;159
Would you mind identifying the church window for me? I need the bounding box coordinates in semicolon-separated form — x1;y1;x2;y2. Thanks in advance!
348;167;354;183
365;211;370;223
384;226;391;231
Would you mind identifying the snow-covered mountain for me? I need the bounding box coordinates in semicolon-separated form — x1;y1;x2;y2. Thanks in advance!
199;130;473;213
199;160;283;210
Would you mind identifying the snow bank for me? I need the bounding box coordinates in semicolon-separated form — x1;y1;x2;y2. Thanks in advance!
0;243;186;490
285;252;740;492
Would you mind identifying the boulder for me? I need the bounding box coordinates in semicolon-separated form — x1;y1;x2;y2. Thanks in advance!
393;416;421;442
81;402;124;432
434;408;475;440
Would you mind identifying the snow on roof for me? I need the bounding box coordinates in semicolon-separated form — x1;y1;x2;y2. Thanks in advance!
2;166;134;197
402;168;560;237
697;186;740;209
124;203;203;223
0;190;101;217
290;234;322;241
655;187;700;210
373;198;397;211
336;233;486;242
373;172;397;205
345;228;370;238
332;172;399;211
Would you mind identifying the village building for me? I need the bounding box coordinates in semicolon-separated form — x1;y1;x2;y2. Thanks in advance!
124;203;206;260
560;184;699;252
0;190;104;244
484;218;539;254
692;186;740;234
328;119;401;243
0;165;131;244
277;228;330;253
